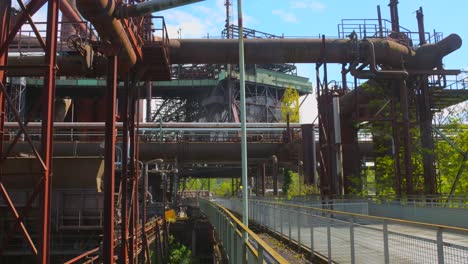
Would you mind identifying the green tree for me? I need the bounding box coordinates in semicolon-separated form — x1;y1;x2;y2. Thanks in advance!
168;235;191;264
435;120;468;194
281;87;300;122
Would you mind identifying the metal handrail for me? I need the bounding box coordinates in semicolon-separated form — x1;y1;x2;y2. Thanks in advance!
252;199;468;233
199;199;288;263
215;198;468;264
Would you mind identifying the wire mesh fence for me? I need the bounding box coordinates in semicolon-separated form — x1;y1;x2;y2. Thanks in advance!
214;198;468;264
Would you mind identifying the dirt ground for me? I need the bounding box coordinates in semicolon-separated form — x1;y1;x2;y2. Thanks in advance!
257;233;310;264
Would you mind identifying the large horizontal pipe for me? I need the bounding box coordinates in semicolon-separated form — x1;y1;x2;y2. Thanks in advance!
4;122;305;129
167;38;414;66
114;0;204;18
6;35;461;78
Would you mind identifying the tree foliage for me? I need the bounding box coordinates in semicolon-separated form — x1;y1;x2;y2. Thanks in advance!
281;87;300;123
282;170;318;199
168;235;191;264
435;120;468;194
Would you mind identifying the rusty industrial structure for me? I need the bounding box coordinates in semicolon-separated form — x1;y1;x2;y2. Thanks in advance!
0;0;467;263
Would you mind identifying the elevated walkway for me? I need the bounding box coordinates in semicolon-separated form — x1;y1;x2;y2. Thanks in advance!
214;198;468;264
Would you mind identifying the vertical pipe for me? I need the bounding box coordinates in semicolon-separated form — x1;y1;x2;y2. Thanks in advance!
332;96;343;195
377;5;384;38
400;80;413;194
237;2;249;250
416;7;426;45
389;0;400;32
146;81;152;122
103;55;117;264
119;77;129;264
41;0;59;262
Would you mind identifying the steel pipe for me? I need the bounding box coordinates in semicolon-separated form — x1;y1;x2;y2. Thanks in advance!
3;122;305;129
6;35;461;77
114;0;204;18
168;38;413;66
76;0;137;72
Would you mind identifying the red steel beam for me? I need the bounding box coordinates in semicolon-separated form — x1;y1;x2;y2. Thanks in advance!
0;82;47;170
0;0;48;56
103;54;118;264
119;77;130;264
0;177;43;254
0;0;10;158
40;0;59;262
1;94;42;161
0;183;38;254
128;82;137;264
16;0;47;51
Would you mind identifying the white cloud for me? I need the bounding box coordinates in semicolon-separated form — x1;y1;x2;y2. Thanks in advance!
272;10;299;24
292;0;326;12
159;0;227;38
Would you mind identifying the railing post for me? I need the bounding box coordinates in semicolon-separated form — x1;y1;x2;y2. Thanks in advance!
288;209;292;244
280;206;284;235
350;217;355;264
257;246;264;264
310;213;314;262
297;210;301;251
327;212;332;264
383;220;389;264
437;228;444;264
273;204;276;232
233;227;238;264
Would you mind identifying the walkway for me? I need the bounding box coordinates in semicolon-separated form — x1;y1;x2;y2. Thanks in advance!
215;199;468;264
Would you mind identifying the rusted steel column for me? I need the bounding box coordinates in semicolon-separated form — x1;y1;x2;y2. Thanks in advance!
377;5;384;38
145;81;152;122
391;94;402;195
128;82;137;264
301;124;316;185
341;120;360;194
119;77;129;264
416;7;426;46
399;80;413;194
419;79;436;194
389;0;400;32
40;0;59;262
103;55;118;264
416;7;436;194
